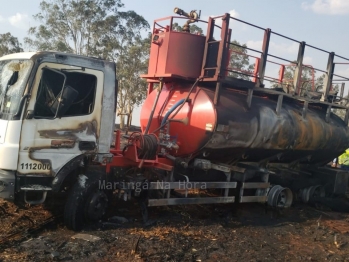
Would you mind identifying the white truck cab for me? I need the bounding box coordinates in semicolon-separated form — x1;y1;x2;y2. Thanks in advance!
0;52;116;204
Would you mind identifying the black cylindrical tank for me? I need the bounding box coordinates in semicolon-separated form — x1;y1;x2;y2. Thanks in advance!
202;87;349;165
141;83;349;165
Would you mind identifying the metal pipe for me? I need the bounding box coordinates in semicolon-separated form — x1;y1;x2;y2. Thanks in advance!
230;17;265;30
229;42;262;55
271;31;301;43
334;54;349;62
305;43;330;54
173;7;199;32
144;81;163;134
267;54;295;64
332;74;349;82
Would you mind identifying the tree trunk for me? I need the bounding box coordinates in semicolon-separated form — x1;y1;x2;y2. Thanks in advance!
119;114;125;130
127;103;132;128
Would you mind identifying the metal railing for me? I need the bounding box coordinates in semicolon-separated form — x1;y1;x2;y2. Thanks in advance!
201;13;349;105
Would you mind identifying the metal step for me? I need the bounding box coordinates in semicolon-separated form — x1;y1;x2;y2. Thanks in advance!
240;196;267;203
241;182;270;189
239;182;270;203
148;196;235;206
21;185;52;191
149;181;237;190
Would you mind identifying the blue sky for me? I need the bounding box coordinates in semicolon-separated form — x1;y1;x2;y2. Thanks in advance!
1;0;349;125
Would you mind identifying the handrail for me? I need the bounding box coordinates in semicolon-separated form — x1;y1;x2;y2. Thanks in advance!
335;54;349;62
213;14;349;99
152;15;222;34
305;43;331;54
271;31;301;44
229;16;266;31
151;12;349;110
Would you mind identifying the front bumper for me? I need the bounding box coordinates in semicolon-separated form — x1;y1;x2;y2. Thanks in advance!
0;169;15;200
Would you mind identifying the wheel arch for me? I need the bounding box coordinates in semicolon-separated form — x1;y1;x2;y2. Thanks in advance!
51;154;86;193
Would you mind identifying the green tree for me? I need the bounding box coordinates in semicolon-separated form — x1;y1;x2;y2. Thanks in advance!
314;73;339;95
277;64;316;94
25;0;149;58
116;33;151;129
0;33;23;57
228;40;254;81
172;22;203;35
315;73;325;91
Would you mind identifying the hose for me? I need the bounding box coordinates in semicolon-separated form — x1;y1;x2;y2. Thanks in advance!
150;77;204;133
161;99;186;126
168;77;204;121
126;132;158;160
138;134;158;159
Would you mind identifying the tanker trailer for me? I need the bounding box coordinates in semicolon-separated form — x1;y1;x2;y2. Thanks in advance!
126;7;349;215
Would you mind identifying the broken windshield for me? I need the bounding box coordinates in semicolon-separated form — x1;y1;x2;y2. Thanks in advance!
0;59;33;120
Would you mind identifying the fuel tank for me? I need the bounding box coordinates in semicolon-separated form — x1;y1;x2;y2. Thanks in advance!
140;82;349;165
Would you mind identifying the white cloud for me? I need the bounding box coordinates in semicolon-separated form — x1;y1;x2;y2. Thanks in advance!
246;40;262;51
203;9;240;27
302;0;349;15
228;10;240;19
303;56;313;65
208;9;240;19
0;15;4;22
8;13;30;29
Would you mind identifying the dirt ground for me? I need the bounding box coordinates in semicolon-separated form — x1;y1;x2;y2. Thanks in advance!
1;196;349;262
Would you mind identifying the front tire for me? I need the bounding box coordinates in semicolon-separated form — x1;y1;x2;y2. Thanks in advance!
64;174;109;231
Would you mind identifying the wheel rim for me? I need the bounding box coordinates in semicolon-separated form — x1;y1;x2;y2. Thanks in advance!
299;185;325;203
86;190;108;221
268;185;293;208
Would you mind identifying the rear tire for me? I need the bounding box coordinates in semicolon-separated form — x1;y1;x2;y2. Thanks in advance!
64;174;109;231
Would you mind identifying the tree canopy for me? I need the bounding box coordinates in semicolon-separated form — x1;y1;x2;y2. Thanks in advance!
277;64;315;95
0;33;23;57
25;0;149;58
228;40;254;81
172;22;204;35
116;33;151;128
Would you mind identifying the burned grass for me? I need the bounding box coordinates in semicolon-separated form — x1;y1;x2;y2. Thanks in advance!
0;198;349;261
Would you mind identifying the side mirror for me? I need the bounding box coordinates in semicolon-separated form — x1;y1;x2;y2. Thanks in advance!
50;85;79;117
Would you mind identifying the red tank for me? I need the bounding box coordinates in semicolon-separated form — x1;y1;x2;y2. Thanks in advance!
140;83;216;156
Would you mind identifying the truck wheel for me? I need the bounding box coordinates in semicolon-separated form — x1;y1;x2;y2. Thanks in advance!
64;175;109;231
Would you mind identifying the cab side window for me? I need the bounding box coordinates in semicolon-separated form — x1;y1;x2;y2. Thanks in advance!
34;68;97;118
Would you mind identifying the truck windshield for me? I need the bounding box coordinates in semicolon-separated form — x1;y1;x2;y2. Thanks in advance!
0;59;33;120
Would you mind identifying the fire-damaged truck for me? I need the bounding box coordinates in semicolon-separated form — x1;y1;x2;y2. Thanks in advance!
0;8;349;230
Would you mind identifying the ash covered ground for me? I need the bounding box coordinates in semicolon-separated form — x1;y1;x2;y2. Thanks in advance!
1;196;349;262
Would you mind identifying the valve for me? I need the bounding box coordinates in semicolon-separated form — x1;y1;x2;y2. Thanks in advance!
173;7;201;32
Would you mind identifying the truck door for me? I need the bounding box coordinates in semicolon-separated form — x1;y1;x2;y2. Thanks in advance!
18;62;104;176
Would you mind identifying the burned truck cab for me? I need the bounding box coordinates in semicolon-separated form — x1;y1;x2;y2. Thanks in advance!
0;52;116;204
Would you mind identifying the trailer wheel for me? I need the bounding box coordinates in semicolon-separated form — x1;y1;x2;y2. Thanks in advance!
64;174;109;231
